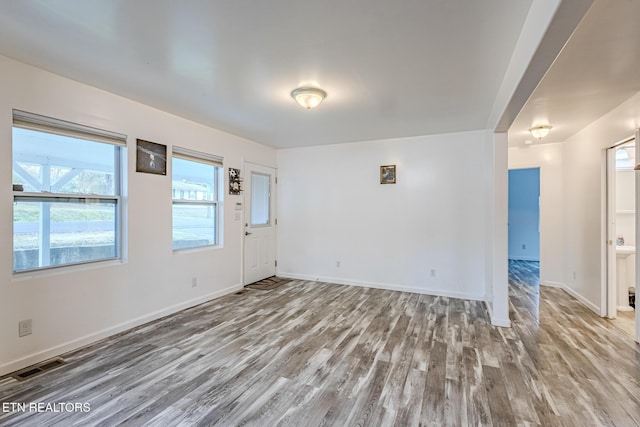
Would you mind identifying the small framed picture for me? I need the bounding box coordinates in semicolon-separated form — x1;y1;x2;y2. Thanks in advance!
380;165;396;184
136;139;167;175
229;168;242;195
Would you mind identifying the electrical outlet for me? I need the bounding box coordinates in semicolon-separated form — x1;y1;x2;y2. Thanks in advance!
522;243;527;250
336;261;340;268
430;269;436;277
572;271;577;281
19;319;32;337
192;277;198;288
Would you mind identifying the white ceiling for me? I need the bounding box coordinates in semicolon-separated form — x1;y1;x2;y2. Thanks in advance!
0;0;535;148
509;0;640;146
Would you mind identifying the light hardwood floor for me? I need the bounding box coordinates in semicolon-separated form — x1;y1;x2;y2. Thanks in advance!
611;309;636;339
1;270;640;426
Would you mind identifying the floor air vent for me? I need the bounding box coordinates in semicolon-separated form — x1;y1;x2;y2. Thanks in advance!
11;358;66;381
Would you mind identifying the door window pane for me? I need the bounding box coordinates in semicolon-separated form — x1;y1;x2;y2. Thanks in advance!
251;172;270;226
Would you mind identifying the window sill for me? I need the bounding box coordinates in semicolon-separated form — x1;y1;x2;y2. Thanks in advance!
12;258;125;282
173;245;222;255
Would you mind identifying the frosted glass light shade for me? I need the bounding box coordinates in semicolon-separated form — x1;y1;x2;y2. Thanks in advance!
291;87;327;109
529;125;552;139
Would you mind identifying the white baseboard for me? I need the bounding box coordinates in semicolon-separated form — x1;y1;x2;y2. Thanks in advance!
0;284;242;377
483;301;512;328
541;280;563;288
278;272;485;301
491;317;512;327
541;281;600;315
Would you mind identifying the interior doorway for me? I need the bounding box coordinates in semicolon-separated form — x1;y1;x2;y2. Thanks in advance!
605;138;637;339
243;162;277;285
508;168;541;264
508;167;541;319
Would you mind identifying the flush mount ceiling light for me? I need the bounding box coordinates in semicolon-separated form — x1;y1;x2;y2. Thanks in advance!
291;87;327;109
528;125;552;140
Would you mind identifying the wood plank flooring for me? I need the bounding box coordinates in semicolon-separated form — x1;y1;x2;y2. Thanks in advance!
610;309;636;339
1;267;640;426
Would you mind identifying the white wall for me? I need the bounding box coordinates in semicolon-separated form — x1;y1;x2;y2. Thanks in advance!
562;91;640;313
0;55;276;375
277;130;493;302
508;142;564;286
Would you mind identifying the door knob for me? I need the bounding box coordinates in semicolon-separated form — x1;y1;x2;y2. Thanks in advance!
245;231;252;236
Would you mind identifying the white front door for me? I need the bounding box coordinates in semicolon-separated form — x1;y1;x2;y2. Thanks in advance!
243;162;277;285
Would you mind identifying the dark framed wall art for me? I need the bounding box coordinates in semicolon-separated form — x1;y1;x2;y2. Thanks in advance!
136;139;167;175
229;168;242;195
380;165;396;184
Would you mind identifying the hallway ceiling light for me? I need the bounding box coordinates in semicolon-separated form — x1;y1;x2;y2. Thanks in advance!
291;87;327;109
528;125;552;140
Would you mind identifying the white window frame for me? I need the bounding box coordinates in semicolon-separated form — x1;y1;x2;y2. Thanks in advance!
12;110;126;273
172;147;223;251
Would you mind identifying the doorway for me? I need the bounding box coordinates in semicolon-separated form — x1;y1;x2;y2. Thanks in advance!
243;162;277;285
508;168;541;318
605;139;636;339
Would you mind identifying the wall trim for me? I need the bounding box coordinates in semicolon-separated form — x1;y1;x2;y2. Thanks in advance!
541;280;563;288
491;316;512;328
279;274;600;323
0;284;242;377
278;272;485;301
541;281;600;315
484;300;512;327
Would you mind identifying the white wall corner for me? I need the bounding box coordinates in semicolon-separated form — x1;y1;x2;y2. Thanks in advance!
542;281;603;315
484;300;511;328
491;316;512;328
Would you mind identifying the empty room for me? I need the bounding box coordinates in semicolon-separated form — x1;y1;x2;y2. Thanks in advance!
1;1;640;425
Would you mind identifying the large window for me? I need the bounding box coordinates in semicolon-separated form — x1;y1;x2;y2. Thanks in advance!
172;147;223;250
12;110;125;273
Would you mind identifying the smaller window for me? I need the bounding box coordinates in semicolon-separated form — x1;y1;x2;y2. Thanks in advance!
172;148;223;250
